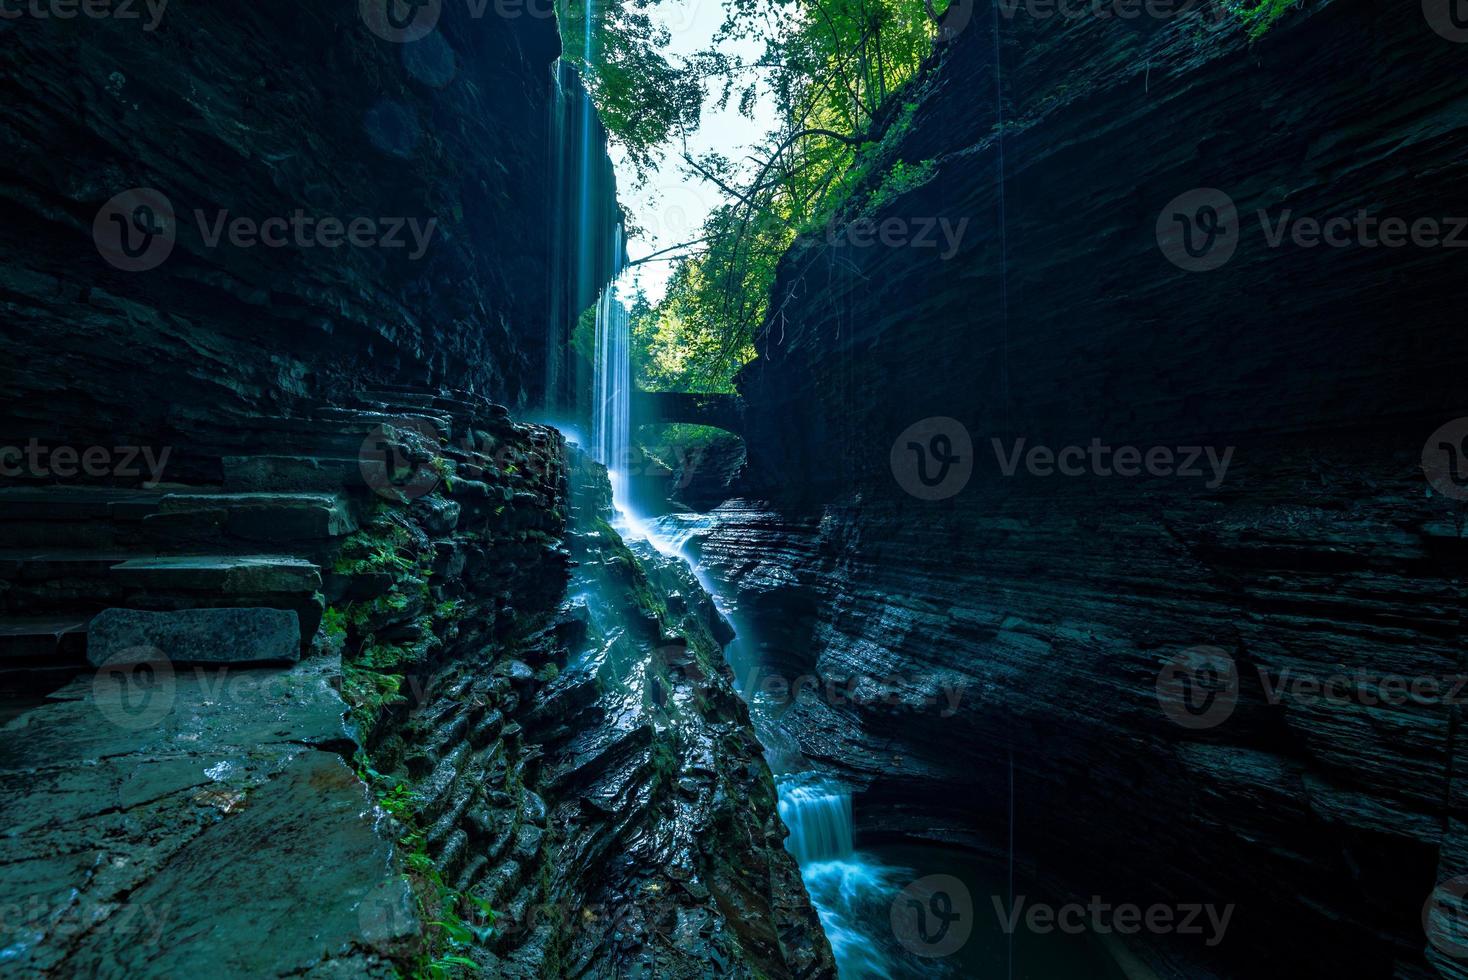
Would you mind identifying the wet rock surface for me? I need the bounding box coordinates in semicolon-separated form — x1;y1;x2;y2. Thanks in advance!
86;606;301;666
356;446;835;978
0;658;412;978
0;387;831;978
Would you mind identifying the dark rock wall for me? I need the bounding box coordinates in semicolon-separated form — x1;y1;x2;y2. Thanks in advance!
723;1;1468;976
742;0;1468;494
337;426;834;978
0;2;620;472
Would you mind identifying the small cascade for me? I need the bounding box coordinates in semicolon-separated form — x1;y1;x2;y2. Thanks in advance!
778;775;903;979
778;777;855;864
645;515;907;978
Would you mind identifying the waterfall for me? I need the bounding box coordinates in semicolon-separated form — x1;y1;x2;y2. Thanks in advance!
778;775;903;979
779;777;855;863
591;227;630;478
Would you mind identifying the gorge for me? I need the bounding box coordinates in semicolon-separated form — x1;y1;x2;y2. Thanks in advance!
1;1;1467;979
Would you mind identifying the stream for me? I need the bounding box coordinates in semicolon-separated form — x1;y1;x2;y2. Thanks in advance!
572;88;1120;977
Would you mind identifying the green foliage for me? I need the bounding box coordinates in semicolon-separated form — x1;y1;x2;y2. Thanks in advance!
334;525;416;577
355;758;495;980
556;0;702;183
322;606;348;641
1223;0;1297;39
626;0;942;390
866;158;936;214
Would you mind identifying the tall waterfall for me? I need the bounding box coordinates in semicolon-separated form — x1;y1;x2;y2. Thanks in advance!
545;54;622;419
591;227;630;478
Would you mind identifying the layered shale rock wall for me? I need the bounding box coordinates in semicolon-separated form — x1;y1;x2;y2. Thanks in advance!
0;1;620;476
0;8;828;978
721;1;1468;976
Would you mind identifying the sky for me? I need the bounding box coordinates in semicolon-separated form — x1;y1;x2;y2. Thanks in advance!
609;0;779;304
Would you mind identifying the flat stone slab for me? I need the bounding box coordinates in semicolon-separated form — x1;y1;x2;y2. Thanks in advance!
154;492;358;540
0;658;414;976
222;455;365;493
87;607;300;667
108;555;321;594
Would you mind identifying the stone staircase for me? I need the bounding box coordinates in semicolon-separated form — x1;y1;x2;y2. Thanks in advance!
0;384;525;695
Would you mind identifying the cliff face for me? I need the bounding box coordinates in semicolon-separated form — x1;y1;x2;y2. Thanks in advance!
721;1;1468;976
0;8;829;978
0;1;620;478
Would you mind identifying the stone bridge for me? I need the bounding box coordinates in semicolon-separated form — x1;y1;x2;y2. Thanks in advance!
631;389;747;438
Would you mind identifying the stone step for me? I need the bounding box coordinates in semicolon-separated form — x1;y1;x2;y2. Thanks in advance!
221;455;368;493
354;390;440;408
87;607;302;667
0;488;166;548
200;415;430;458
0;549;148;616
311;405;452;430
108;555;321;595
0;487;165;522
0;617;89;700
0;616;88;665
107;555;324;646
142;492;358;544
0;549;143;582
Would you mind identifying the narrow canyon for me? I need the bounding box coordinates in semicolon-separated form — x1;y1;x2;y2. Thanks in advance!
0;2;1465;978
